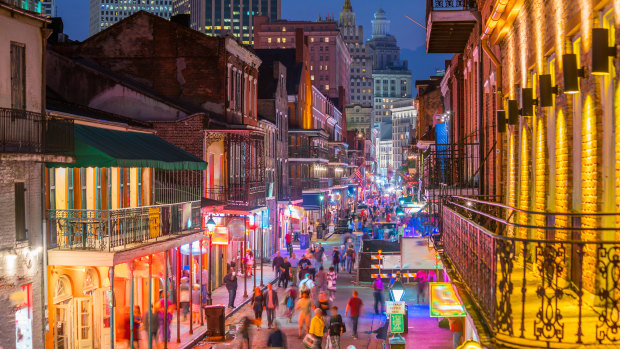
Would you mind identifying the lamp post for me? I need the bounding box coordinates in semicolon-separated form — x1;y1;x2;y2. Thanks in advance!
389;278;406;348
319;194;325;233
206;216;216;305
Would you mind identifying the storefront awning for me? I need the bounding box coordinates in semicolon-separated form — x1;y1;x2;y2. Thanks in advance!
47;125;207;170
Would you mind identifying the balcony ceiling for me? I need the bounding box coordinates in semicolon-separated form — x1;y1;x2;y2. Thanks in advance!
426;10;477;54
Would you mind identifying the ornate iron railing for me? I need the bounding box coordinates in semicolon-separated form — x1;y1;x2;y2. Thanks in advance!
425;0;477;28
441;197;620;347
289;146;328;159
0;108;74;154
48;201;201;251
288;178;330;199
205;182;266;208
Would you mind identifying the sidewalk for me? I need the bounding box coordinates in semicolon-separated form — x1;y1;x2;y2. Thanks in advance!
152;242;309;349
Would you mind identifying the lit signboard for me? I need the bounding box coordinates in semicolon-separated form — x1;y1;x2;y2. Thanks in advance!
212;226;229;245
429;282;466;317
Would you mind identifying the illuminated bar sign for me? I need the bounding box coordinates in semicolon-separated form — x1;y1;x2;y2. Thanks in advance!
429;282;466;317
211;226;229;245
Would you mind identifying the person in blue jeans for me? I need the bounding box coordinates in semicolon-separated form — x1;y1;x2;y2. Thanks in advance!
345;245;355;273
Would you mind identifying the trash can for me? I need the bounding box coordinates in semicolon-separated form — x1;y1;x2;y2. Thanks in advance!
300;233;310;250
203;305;225;336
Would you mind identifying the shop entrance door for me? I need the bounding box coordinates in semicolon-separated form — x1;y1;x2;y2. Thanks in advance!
75;297;93;349
53;302;73;349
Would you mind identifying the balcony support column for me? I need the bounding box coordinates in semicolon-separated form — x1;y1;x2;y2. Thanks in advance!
148;255;153;349
176;246;181;343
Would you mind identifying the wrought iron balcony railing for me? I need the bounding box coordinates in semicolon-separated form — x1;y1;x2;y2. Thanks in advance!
289;146;328;159
48;201;201;251
422;143;480;190
440;196;620;347
288;178;330;199
0;108;74;154
205;182;266;208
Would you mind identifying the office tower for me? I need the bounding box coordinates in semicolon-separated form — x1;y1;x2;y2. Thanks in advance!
338;0;372;106
89;0;173;36
41;0;55;17
173;0;281;45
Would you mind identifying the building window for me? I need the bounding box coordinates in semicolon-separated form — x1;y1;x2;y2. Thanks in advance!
10;42;26;110
268;37;272;43
282;38;286;43
325;85;330;90
67;170;74;209
15;182;26;241
49;169;56;211
106;168;112;209
325;37;329;42
96;168;102;210
80;168;87;209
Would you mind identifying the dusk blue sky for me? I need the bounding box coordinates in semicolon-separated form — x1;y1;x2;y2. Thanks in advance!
54;0;449;89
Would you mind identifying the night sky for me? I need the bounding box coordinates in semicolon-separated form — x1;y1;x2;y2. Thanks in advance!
54;0;449;89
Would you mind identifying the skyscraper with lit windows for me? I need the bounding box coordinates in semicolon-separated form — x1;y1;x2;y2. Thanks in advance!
89;0;173;36
173;0;280;45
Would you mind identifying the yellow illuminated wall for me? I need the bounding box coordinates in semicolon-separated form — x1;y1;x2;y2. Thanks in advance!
507;132;517;237
555;110;569;240
517;122;530;239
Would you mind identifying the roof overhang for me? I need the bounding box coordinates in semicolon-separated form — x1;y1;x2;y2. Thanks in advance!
426;10;477;53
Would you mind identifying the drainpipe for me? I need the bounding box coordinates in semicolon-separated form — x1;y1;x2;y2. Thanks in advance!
471;9;485;196
41;22;53;348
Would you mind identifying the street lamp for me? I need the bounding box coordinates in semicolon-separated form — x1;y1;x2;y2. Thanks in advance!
390;279;405;302
389;278;406;348
319;194;325;231
205;216;216;305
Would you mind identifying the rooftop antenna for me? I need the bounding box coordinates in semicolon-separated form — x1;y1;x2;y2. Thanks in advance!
405;15;426;30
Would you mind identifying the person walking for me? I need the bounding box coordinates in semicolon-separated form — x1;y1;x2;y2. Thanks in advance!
223;267;238;308
179;274;191;321
251;286;266;329
328;306;345;349
267;320;287;348
309;308;325;348
298;254;312;282
315;266;327;293
317;291;330;323
417;275;427;304
239;316;252;349
280;256;292;288
265;283;279;329
299;273;315;298
191;284;201;324
296;291;313;338
372;275;385;314
290;253;300;285
145;303;160;347
345;290;364;339
345;245;355;274
285;287;298;322
246;250;255;277
339;245;347;271
326;267;337;302
132;306;142;348
285;231;293;256
332;247;340;273
272;251;284;283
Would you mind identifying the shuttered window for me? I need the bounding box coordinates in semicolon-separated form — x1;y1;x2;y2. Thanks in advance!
10;42;26;110
15;182;26;241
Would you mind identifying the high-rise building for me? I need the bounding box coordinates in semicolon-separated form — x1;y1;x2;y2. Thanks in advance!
366;8;399;70
4;0;42;13
391;100;417;170
89;0;173;36
41;0;55;17
338;0;372;106
173;0;280;45
254;16;351;102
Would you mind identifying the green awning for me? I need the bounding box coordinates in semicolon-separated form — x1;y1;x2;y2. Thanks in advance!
47;125;207;170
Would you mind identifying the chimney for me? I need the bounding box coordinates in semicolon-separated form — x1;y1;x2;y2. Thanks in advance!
48;17;64;44
170;14;190;28
295;28;305;64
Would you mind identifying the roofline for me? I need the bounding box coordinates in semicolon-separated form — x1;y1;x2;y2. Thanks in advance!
0;1;50;23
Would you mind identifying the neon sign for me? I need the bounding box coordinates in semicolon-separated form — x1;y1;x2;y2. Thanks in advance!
429;282;466;317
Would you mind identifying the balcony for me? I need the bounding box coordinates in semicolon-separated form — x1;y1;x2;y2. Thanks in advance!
440;196;620;348
289;146;328;160
205;182;266;209
289;178;330;199
425;0;477;53
0;107;74;156
47;201;201;251
422;143;479;192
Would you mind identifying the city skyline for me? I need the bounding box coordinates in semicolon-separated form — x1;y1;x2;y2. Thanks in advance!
52;0;449;88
